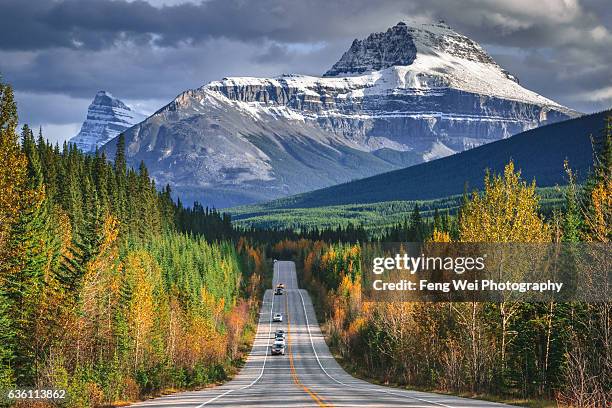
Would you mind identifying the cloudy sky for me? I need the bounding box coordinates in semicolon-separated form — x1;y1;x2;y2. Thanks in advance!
0;0;610;143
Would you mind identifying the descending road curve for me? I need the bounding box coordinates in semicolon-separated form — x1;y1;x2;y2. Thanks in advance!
130;261;514;407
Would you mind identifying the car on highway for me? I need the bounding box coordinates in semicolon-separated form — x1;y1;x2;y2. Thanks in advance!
275;331;285;340
273;313;283;322
274;338;285;346
271;343;285;355
277;283;285;289
275;329;285;337
274;287;283;295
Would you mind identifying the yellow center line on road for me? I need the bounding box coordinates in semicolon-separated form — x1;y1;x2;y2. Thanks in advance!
285;292;334;408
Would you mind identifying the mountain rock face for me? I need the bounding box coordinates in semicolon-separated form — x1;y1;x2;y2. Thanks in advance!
324;22;418;76
241;109;609;211
103;21;579;208
70;91;145;152
325;21;503;76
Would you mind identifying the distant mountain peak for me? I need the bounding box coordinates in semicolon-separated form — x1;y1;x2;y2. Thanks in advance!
324;20;503;78
70;91;145;153
91;90;130;110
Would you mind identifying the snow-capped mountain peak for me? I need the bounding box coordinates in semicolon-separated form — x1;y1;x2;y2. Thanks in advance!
322;21;559;107
325;21;498;76
70;91;146;153
102;21;579;208
92;90;129;110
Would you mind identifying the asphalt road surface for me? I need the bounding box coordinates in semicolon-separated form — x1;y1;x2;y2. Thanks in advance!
130;261;514;407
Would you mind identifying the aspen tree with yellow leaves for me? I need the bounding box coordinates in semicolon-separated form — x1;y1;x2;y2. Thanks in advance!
458;161;552;387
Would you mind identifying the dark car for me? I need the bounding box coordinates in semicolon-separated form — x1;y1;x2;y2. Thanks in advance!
271;343;285;355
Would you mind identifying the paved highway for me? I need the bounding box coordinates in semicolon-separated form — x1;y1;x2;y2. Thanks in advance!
130;261;514;407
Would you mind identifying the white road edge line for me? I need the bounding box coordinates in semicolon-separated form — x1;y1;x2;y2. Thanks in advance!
196;281;277;407
295;286;457;408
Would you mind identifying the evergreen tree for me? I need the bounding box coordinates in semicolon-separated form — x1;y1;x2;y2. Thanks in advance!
37;130;59;202
433;208;442;233
114;134;128;229
5;183;49;383
562;162;582;242
408;203;423;241
114;133;127;174
21;125;42;187
94;150;110;213
0;287;14;387
581;116;611;241
2;92;53;384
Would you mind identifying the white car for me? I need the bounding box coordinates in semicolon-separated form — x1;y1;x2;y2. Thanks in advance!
273;313;283;322
274;338;285;347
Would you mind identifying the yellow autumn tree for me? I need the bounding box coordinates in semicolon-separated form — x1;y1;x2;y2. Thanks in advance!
460;161;550;243
0;83;27;268
0;81;25;388
124;251;158;371
582;174;611;243
429;229;451;243
74;215;121;367
459;161;551;378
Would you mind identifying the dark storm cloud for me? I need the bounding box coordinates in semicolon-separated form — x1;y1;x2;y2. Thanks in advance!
1;38;341;99
0;0;609;142
0;0;394;50
1;0;608;51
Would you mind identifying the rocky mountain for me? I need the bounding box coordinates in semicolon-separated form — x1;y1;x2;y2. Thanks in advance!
70;91;145;152
235;109;609;211
103;21;579;208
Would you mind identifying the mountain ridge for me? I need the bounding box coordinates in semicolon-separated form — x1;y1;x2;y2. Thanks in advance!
102;21;578;207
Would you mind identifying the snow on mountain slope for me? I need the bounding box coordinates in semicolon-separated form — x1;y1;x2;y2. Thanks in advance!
206;22;562;112
70;91;146;152
103;21;579;208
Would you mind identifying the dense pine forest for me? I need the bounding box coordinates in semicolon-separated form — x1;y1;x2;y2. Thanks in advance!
230;186;569;233
272;120;611;407
0;81;266;407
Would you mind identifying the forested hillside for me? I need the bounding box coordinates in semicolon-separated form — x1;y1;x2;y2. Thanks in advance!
0;81;265;407
231;187;567;233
